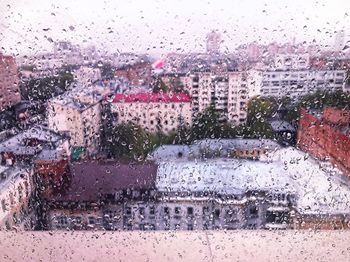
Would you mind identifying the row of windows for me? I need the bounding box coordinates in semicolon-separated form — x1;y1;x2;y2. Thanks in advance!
55;215;100;229
124;206;246;220
263;72;345;79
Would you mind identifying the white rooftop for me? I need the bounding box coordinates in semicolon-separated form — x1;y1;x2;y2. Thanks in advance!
156;146;350;215
0;125;63;155
0;166;28;191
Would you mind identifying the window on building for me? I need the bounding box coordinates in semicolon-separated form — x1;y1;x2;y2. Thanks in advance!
249;206;259;218
9;192;15;206
149;206;155;216
57;216;68;228
164;207;170;215
1;199;7;212
175;207;181;215
88;216;96;225
187;207;194;216
125;207;132;216
139;207;145;216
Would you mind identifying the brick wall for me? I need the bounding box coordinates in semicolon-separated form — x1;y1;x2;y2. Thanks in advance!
297;108;350;175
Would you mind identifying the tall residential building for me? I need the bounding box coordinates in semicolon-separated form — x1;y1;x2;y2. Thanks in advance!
206;30;221;55
334;29;345;52
191;70;250;125
0;53;21;110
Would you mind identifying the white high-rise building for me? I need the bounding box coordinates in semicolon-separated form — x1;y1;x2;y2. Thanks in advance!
206;31;221;55
334;29;345;52
190;70;249;125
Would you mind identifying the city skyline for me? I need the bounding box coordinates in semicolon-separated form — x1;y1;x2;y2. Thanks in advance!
1;0;350;57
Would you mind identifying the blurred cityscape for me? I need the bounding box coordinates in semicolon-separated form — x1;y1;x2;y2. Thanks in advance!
0;29;349;232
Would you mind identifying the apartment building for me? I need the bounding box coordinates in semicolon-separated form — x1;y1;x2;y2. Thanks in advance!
260;69;346;98
191;71;250;125
0;53;21;110
110;93;192;134
47;84;106;157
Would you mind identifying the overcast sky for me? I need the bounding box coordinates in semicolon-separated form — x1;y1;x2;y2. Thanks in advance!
0;0;349;57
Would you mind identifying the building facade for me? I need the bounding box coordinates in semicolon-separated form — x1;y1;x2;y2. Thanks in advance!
73;66;101;86
45;139;350;231
110;93;192;134
114;62;152;87
0;125;70;230
0;53;21;110
191;71;250;125
0;166;34;230
47;85;104;157
297;107;350;174
259;69;345;98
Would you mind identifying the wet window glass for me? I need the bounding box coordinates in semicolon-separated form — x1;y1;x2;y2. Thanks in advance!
0;0;350;261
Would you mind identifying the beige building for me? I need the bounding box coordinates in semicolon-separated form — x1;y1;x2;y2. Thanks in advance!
0;53;21;110
48;85;105;156
110;93;192;134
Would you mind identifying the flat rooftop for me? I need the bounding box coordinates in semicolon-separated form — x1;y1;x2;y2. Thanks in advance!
0;166;28;192
156;146;349;215
50;83;108;111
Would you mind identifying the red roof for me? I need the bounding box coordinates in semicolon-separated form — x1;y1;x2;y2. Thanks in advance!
50;161;157;202
112;93;191;103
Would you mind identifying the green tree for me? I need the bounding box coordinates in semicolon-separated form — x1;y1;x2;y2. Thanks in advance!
247;96;278;125
25;69;73;101
151;76;169;93
191;105;224;140
106;122;148;159
99;62;115;79
299;90;350;110
170;77;188;94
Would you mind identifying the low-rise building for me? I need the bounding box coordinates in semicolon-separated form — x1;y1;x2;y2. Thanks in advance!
110;93;192;134
0;125;70;230
114;61;152;86
44;139;350;231
72;66;101;86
